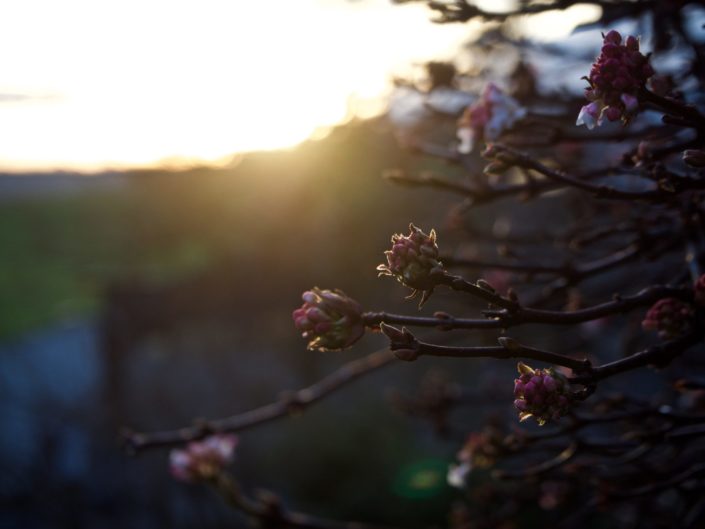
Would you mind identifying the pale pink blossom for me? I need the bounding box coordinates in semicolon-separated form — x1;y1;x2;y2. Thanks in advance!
169;434;238;482
457;83;526;153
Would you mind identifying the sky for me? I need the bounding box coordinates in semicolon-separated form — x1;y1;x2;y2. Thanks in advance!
0;0;597;172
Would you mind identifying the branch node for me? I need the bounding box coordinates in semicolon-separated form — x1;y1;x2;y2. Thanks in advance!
498;336;522;352
380;323;420;361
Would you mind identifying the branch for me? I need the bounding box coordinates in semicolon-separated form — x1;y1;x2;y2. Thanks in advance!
513;285;691;325
415;0;659;24
497;145;660;200
380;324;590;371
604;463;705;499
365;285;692;330
434;271;519;310
442;242;642;281
384;167;564;204
212;472;405;529
122;348;396;453
441;255;567;276
492;442;578;480
497;143;705;201
363;311;502;330
640;88;705;130
576;331;703;382
381;324;703;384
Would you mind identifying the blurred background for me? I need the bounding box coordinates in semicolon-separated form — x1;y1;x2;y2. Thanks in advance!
0;0;659;527
0;120;469;528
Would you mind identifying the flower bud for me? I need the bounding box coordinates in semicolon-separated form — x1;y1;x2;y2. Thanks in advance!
513;363;572;425
577;31;654;129
169;434;238;483
620;93;639;114
457;83;526;153
641;298;694;339
377;224;444;293
604;30;622;45
625;35;639;51
293;288;365;351
575;101;601;129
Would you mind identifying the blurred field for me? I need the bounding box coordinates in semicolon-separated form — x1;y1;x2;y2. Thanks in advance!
0;119;486;528
0;119;456;338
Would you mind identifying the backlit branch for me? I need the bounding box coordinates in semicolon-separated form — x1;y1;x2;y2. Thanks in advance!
122;348;396;453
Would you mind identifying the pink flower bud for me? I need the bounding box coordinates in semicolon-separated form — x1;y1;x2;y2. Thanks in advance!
543;375;557;392
314;322;332;334
642;298;694;340
604;106;622;121
169;434;238;483
602;43;619;57
293;288;365;351
604;30;622;45
576;101;601;129
301;291;317;304
626;35;639;50
305;308;328;323
578;31;654;129
377;224;444;293
523;382;536;398
514;379;524;396
620;93;639;114
457;83;526;153
513;363;571;425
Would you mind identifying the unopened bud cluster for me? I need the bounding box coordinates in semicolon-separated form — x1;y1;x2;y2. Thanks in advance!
514;362;571;425
377;224;444;292
293;288;365;351
457;83;526;153
170;434;238;483
642;298;694;339
577;31;654;129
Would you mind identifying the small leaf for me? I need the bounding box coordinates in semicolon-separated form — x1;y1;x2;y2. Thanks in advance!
519;412;533;422
380;322;405;341
517;361;535;375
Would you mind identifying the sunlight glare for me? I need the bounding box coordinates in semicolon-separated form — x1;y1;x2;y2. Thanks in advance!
519;4;602;41
0;0;469;171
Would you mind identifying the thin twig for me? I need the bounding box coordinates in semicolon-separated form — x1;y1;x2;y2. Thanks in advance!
365;285;691;330
212;472;405;529
122;348;396;453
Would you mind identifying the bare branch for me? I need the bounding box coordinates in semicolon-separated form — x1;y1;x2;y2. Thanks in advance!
122;348;396;453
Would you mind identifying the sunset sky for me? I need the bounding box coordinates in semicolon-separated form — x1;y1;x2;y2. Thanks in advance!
0;0;597;172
